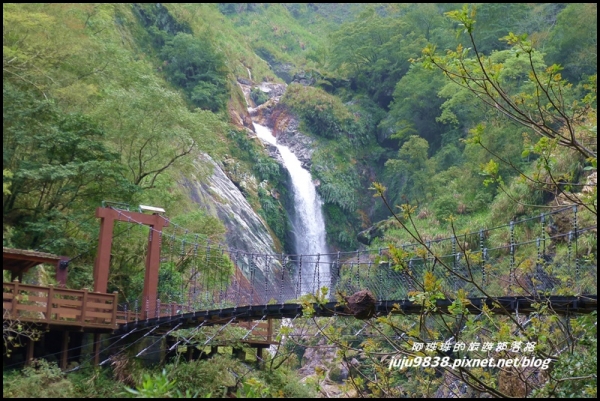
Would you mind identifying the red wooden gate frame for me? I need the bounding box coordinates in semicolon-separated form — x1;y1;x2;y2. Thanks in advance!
93;207;168;319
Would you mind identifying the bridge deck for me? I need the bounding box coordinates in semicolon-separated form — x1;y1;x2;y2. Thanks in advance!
4;282;595;336
113;295;597;334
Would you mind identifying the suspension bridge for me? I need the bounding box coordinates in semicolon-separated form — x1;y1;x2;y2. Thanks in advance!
3;204;597;368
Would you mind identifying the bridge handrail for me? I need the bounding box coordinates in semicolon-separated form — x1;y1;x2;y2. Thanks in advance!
3;281;118;329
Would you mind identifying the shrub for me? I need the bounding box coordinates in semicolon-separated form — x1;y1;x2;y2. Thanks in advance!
250;87;269;106
124;369;186;398
166;355;241;397
161;33;228;112
259;366;316;398
69;367;122;398
281;84;355;139
3;359;74;398
432;194;459;222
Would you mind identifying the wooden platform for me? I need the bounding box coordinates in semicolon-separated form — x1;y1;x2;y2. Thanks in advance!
3;281;278;345
3;281;118;332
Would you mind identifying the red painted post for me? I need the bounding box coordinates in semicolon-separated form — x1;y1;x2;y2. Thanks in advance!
81;288;88;324
56;256;69;288
11;280;19;319
93;208;115;293
111;291;119;327
46;285;54;323
142;213;167;319
93;207;168;320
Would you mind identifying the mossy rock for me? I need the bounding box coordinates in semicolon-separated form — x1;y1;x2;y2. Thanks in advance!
328;366;346;383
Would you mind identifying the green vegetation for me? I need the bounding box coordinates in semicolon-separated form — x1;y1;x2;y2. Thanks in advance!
281;84;356;139
160;32;228;112
313;4;595;398
250;87;269;106
3;353;314;399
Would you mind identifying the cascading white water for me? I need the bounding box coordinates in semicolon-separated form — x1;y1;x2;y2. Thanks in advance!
253;123;331;294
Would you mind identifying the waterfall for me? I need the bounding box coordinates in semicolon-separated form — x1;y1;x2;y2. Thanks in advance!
253;123;331;295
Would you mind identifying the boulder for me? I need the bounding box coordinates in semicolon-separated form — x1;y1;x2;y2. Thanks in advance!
344;290;376;320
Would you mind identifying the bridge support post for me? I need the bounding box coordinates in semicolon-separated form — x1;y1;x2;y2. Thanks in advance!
256;347;263;364
143;219;166;320
60;331;69;370
94;210;114;294
25;336;35;366
93;207;168;319
93;333;101;366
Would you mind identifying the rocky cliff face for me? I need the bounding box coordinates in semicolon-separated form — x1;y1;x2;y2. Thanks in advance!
182;154;284;292
246;82;316;170
268;108;316;170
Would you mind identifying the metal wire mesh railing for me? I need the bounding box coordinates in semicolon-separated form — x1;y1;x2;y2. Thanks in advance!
112;205;595;319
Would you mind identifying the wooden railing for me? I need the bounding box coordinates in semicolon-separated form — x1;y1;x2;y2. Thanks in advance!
235;319;274;343
3;281;118;329
115;302;188;324
4;282;277;342
115;309;142;324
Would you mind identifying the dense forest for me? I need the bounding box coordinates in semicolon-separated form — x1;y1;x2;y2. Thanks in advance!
3;3;597;398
